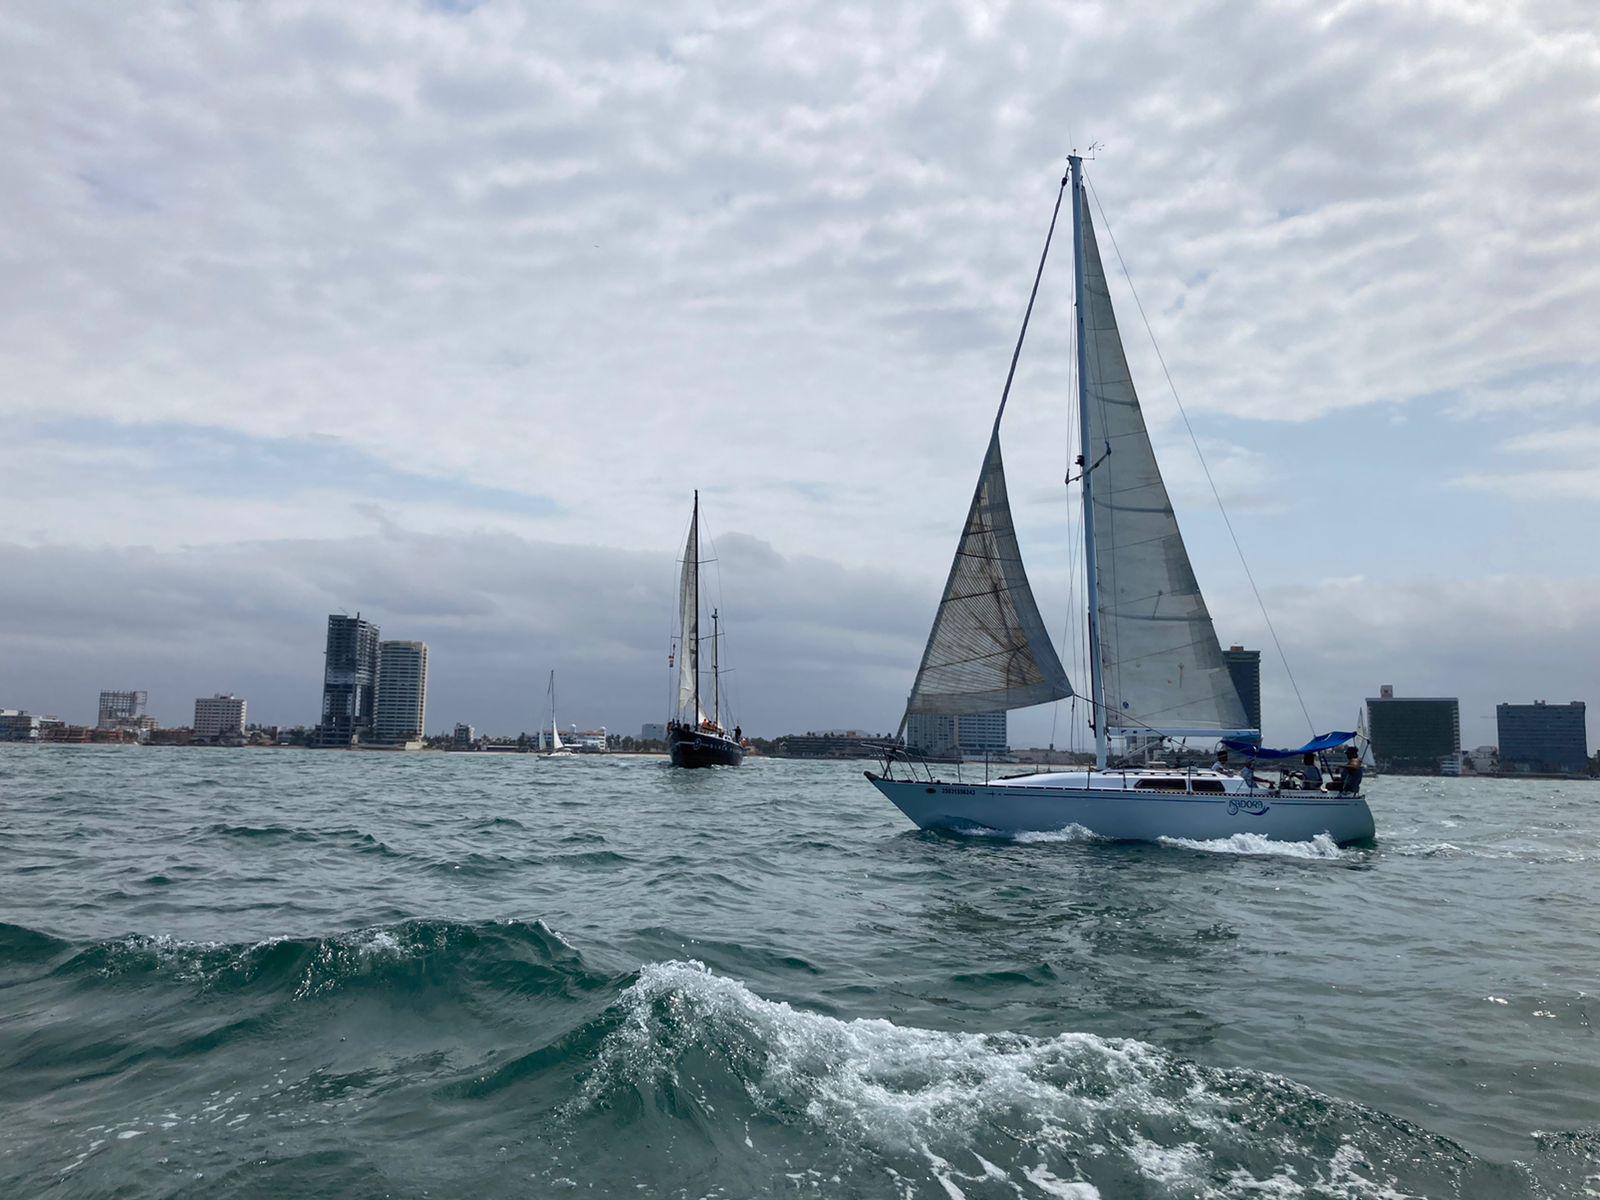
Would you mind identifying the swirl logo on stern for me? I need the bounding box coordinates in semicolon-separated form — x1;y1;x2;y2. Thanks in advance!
1227;796;1270;817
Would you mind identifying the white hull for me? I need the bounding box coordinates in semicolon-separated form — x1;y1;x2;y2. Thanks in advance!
867;770;1374;845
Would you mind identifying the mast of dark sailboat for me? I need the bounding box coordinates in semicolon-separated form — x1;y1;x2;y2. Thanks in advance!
691;490;700;722
711;607;720;729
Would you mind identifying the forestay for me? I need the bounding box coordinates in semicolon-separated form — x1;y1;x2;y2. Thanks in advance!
900;431;1073;726
1078;199;1248;736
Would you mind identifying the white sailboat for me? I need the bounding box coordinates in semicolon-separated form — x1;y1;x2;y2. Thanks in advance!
543;670;575;757
867;155;1374;845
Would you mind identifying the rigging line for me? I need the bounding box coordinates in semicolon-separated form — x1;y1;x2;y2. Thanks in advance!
1085;175;1316;738
991;172;1070;435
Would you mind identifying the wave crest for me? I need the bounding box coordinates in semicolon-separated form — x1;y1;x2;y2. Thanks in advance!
572;960;1491;1198
34;918;599;1001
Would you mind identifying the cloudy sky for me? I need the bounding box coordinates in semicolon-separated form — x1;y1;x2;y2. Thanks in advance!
2;0;1597;747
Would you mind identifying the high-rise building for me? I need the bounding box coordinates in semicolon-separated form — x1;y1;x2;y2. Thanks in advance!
98;690;147;729
640;723;667;742
452;723;475;749
1366;687;1460;774
194;694;248;740
905;713;957;757
374;640;429;745
905;711;1007;758
1497;701;1588;775
316;614;381;747
956;711;1008;756
1222;646;1262;732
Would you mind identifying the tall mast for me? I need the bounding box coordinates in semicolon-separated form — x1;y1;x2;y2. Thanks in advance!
711;607;720;727
691;490;701;722
1070;153;1109;770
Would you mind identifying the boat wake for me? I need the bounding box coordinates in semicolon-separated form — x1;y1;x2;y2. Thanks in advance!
1157;831;1353;860
949;822;1107;845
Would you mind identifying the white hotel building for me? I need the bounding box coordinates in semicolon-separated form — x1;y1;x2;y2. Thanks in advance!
194;694;248;740
374;641;429;746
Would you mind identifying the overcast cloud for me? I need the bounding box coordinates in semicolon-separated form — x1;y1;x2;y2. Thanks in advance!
2;0;1597;746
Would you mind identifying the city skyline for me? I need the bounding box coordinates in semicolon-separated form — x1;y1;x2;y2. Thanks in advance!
1;4;1597;748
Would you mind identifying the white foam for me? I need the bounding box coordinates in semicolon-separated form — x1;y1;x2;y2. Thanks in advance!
1157;831;1349;860
1013;824;1106;844
952;822;1105;844
582;961;1437;1196
1023;1164;1101;1197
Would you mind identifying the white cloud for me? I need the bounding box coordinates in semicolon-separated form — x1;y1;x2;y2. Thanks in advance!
3;0;1598;573
1452;421;1600;498
1;1;1597;737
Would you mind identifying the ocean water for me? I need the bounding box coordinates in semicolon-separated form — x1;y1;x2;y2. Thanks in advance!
1;748;1597;1199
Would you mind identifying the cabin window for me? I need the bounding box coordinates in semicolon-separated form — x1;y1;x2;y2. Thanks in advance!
1191;779;1227;794
1139;777;1187;791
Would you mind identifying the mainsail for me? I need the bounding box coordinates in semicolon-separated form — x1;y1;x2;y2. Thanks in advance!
676;498;703;724
901;431;1073;725
1077;196;1248;736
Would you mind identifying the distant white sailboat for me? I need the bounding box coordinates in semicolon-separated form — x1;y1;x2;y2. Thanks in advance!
867;155;1374;845
544;671;575;757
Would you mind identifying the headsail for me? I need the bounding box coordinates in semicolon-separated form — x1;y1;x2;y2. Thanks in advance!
676;498;704;724
548;671;565;750
1078;196;1248;736
901;431;1073;726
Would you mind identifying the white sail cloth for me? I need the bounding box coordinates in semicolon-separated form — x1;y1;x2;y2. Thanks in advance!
676;506;704;724
1078;198;1248;735
902;432;1073;722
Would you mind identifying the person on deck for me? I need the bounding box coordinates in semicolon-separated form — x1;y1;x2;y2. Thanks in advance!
1211;748;1232;773
1302;753;1323;790
1339;747;1364;795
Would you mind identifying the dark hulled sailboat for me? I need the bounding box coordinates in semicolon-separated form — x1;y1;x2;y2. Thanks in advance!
667;492;744;768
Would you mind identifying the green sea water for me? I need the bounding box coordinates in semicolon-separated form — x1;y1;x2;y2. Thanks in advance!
2;746;1597;1197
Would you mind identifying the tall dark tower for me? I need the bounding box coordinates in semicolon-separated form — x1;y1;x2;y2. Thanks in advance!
316;613;381;747
1222;645;1262;733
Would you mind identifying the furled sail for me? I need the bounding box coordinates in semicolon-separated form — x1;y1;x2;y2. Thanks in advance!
901;432;1073;724
676;503;703;723
1078;199;1248;735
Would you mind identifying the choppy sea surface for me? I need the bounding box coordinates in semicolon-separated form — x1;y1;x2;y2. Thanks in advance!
2;747;1597;1199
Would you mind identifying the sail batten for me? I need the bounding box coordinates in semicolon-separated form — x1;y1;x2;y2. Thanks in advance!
901;432;1073;724
1077;195;1248;736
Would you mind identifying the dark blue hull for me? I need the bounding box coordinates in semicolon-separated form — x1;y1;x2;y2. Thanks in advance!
668;728;744;768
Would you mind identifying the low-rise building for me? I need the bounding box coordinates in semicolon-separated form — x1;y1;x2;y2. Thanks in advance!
1;709;33;741
770;730;888;759
640;722;666;742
